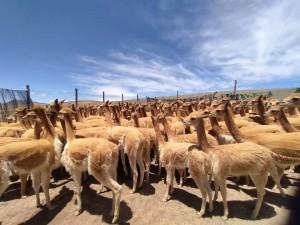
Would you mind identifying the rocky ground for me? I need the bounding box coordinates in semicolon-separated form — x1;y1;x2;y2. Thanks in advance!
0;164;299;225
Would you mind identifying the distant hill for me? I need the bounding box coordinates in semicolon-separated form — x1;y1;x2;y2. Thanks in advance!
159;87;298;101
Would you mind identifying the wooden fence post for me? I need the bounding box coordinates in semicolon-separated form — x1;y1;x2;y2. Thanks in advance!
26;85;31;108
233;80;237;100
75;88;78;107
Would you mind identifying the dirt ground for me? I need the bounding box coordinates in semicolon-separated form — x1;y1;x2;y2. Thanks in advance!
1;164;299;225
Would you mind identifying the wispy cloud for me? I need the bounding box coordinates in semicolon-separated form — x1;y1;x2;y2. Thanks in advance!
71;50;231;100
162;0;300;85
70;0;300;101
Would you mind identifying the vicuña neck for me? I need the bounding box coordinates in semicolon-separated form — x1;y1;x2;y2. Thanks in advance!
36;109;55;140
49;113;57;127
33;119;42;139
162;118;176;141
208;129;223;145
239;106;246;117
209;117;222;133
77;110;83;122
223;107;244;143
194;118;209;151
60;118;66;136
256;99;269;125
287;106;298;116
132;114;140;128
276;109;298;132
105;109;113;127
63;113;75;143
112;107;121;125
152;120;165;145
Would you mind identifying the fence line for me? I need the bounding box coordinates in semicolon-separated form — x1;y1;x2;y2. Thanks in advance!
0;87;33;122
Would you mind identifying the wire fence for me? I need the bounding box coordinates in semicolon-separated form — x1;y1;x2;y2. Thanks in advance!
0;88;33;122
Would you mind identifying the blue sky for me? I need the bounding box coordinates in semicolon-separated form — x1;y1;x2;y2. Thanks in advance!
0;0;299;102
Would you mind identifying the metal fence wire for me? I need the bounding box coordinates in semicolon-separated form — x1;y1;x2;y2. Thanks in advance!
0;88;33;122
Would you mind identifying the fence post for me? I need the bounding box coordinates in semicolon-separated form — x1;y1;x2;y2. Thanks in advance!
136;94;139;103
102;91;105;103
177;90;179;100
75;88;78;108
233;80;237;100
122;93;124;103
26;85;31;108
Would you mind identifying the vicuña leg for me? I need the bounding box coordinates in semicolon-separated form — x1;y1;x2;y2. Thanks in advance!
31;171;42;208
20;174;28;198
250;173;268;219
144;149;151;183
119;145;128;176
162;167;172;202
93;170;122;224
0;171;9;197
128;156;138;193
137;155;145;188
170;168;175;194
190;171;211;217
41;167;53;210
71;169;83;216
270;164;285;197
215;176;228;219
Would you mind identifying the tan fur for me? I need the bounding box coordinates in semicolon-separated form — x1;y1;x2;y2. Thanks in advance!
173;133;219;146
138;117;154;128
0;139;55;209
170;121;186;135
185;115;286;219
210;143;285;219
60;108;121;223
60;109;122;223
0;127;25;138
288;117;300;130
152;115;213;216
109;126;148;192
132;113;159;166
188;148;213;216
61;138;121;222
214;103;300;159
0;137;26;146
73;117;107;129
265;106;298;132
75;127;109;139
0;160;10;196
208;129;236;145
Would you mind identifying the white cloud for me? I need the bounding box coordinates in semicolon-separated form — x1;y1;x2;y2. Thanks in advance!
71;0;300;100
162;0;300;85
71;50;231;100
31;91;47;98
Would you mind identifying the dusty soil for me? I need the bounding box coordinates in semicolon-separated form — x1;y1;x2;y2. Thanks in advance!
0;164;299;225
